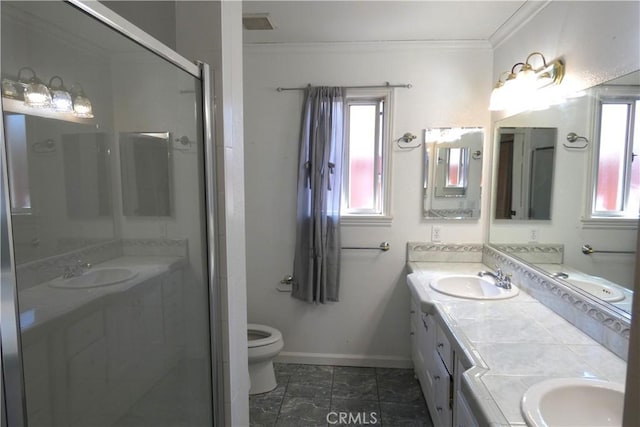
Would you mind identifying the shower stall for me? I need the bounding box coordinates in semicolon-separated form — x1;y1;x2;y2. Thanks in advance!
0;1;223;426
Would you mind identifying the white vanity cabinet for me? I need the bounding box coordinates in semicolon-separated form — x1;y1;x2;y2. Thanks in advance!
410;296;478;427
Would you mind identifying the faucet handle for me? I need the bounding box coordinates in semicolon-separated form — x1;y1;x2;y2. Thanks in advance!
495;268;504;279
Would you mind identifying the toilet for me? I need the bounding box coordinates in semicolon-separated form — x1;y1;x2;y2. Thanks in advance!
247;323;284;394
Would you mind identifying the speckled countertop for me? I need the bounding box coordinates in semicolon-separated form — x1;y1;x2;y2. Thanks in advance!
18;256;185;336
407;262;627;426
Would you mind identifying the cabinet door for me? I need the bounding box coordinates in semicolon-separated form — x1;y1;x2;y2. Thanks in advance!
433;355;453;427
436;325;454;374
455;389;478;427
418;314;436;373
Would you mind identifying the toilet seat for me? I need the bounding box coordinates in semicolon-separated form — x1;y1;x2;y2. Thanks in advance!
247;323;282;348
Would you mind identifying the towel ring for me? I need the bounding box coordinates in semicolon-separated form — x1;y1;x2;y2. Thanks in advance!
563;132;589;150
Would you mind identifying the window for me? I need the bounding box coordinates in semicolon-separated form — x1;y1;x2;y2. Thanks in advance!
590;91;640;220
4;114;31;214
341;89;392;223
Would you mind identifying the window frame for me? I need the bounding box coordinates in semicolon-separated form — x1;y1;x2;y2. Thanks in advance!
340;88;393;225
584;85;640;228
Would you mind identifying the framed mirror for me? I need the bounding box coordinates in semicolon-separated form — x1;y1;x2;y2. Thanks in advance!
119;131;172;217
490;70;640;317
423;127;483;219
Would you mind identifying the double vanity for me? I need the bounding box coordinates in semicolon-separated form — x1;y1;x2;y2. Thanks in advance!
406;245;627;426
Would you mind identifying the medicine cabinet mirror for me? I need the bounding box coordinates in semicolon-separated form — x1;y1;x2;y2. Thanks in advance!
119;131;172;217
423;127;483;219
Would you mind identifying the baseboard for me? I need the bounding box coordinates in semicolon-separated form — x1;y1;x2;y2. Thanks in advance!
275;351;412;368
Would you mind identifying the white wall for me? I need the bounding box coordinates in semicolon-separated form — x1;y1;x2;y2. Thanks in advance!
243;42;492;365
490;1;640;288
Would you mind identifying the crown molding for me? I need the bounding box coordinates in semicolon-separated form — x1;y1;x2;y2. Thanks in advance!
489;0;552;49
244;39;493;54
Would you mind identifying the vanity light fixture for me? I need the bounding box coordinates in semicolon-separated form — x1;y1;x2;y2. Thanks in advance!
19;67;52;108
1;68;95;123
489;52;565;111
71;83;94;118
48;76;73;113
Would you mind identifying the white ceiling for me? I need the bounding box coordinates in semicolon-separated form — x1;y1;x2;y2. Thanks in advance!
242;1;540;45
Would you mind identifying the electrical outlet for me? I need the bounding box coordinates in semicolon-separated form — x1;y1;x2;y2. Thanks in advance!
432;226;442;242
529;229;539;242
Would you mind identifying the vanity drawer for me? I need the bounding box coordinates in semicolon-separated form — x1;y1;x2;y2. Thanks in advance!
436;325;453;375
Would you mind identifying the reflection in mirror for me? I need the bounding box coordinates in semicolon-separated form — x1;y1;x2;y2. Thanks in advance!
435;146;468;197
63;133;111;219
120;132;172;217
490;70;640;316
424;127;483;219
494;127;556;220
3;114;116;264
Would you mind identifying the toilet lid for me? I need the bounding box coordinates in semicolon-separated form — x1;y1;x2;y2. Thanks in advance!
247;323;282;348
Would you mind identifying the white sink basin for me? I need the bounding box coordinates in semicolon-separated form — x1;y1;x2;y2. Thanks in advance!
49;268;138;289
521;378;624;427
567;279;625;302
429;275;519;300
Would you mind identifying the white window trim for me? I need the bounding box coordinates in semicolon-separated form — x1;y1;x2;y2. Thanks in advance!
340;87;393;226
583;85;640;227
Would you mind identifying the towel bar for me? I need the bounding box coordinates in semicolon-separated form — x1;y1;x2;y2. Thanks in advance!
342;242;390;252
581;244;635;255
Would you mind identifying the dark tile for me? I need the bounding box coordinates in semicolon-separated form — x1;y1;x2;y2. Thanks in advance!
376;368;415;380
250;384;286;408
290;365;333;385
377;369;423;404
250;406;279;427
379;402;432;427
332;373;378;401
275;396;331;427
330;399;381;426
334;366;376;376
275;363;301;376
286;381;332;399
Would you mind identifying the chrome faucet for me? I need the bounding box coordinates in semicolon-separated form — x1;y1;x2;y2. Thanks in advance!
62;259;92;278
478;268;512;289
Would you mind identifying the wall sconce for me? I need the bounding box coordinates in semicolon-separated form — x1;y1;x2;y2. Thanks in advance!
489;52;565;111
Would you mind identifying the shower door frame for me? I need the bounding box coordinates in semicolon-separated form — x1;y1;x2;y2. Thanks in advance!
0;1;224;425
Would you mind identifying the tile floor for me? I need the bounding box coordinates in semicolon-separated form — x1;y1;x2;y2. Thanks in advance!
249;364;433;427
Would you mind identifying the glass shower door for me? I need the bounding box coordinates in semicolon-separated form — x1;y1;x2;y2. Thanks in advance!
1;1;217;426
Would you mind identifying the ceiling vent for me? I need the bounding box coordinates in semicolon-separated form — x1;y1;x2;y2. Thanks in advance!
242;14;275;30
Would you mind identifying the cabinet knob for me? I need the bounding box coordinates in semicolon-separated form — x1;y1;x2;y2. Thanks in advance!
436;406;443;412
434;375;440;380
410;310;416;314
437;343;444;348
410;332;415;336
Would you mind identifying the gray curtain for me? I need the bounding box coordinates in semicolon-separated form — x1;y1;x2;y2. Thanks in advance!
292;86;344;303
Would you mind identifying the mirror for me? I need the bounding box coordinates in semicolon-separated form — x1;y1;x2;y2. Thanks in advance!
423;127;483;219
495;128;556;220
490;70;640;315
119;131;172;217
3;114;115;264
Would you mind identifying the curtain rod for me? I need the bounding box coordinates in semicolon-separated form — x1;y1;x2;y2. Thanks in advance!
276;82;412;92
